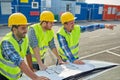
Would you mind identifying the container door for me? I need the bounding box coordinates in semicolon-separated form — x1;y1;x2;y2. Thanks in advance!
87;8;92;21
0;1;12;24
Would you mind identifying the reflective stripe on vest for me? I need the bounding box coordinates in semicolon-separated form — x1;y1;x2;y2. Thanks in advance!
0;68;21;79
59;51;78;58
59;43;79;59
29;23;54;61
31;46;48;58
57;25;81;60
40;46;48;50
0;59;17;67
70;43;79;50
0;58;21;79
32;52;45;59
0;32;28;80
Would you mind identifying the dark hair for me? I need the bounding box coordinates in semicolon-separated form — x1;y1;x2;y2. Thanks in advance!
11;25;19;31
64;22;68;25
40;21;48;25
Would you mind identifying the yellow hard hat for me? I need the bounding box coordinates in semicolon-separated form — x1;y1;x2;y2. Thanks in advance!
40;11;56;22
8;13;28;27
61;12;76;24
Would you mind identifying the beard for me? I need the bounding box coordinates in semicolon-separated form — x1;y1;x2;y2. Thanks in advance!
45;26;52;30
17;32;26;39
69;25;74;32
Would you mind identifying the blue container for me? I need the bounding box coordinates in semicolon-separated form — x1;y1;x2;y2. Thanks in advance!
0;1;14;24
0;13;10;24
12;0;41;23
0;0;41;25
87;4;103;20
75;2;88;20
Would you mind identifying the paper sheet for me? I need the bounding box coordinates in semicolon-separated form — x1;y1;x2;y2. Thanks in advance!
19;63;95;80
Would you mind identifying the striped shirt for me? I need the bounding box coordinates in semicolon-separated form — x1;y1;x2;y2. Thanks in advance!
57;24;105;62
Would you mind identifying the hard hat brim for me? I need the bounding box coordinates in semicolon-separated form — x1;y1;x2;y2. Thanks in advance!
27;23;32;25
40;20;57;22
74;17;77;20
8;23;31;27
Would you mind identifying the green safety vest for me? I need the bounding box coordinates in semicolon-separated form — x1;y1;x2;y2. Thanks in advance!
57;25;81;60
0;32;28;80
29;23;54;62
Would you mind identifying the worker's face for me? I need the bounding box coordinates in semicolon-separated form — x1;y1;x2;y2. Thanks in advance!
44;22;54;30
15;25;27;39
65;20;75;32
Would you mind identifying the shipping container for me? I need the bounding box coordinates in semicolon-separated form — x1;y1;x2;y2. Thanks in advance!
12;0;41;23
75;2;88;20
87;4;103;21
103;4;117;20
0;0;41;25
0;0;13;24
116;5;120;20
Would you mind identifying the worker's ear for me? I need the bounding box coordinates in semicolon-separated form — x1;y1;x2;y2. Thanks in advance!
12;25;19;32
42;22;46;25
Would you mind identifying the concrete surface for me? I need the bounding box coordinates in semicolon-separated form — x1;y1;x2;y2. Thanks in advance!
0;21;120;80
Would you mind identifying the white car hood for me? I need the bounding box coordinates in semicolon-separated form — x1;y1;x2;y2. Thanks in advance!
19;60;119;80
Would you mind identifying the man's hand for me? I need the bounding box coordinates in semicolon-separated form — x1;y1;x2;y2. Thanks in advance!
39;64;47;70
105;24;116;30
58;59;68;65
73;59;84;65
32;69;38;72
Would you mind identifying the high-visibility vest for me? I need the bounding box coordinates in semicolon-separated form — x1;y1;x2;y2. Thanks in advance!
57;25;81;60
0;32;28;80
29;23;54;62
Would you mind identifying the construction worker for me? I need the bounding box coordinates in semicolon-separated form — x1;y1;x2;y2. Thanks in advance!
28;11;65;70
0;13;49;80
57;12;115;64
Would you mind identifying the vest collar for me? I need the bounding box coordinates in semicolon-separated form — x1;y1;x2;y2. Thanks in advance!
64;28;71;34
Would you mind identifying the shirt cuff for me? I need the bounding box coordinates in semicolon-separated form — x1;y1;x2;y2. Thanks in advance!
71;58;77;63
99;24;105;29
16;58;23;66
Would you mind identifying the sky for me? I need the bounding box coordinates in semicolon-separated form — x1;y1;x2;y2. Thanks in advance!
85;0;120;5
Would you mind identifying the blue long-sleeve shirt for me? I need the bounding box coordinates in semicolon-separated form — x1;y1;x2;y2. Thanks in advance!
1;34;30;66
57;24;105;62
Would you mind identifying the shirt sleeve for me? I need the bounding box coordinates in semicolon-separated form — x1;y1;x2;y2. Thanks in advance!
28;27;38;48
80;24;105;33
57;33;76;62
48;38;56;50
1;41;23;66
